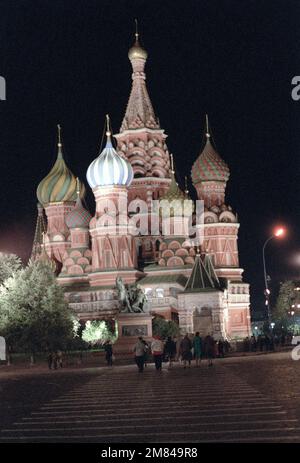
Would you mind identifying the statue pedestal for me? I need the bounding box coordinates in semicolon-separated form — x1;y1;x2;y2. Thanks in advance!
113;313;153;355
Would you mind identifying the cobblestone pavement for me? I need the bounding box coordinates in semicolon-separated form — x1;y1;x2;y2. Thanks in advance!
1;351;300;443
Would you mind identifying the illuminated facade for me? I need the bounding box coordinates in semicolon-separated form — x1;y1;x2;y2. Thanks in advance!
33;33;250;340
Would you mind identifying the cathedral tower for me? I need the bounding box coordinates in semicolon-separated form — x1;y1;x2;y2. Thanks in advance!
191;116;241;278
114;26;171;204
36;125;85;263
86;116;139;286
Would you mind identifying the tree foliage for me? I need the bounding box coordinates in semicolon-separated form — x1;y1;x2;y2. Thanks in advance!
0;260;75;353
82;320;117;345
273;281;296;321
0;252;22;285
152;317;180;339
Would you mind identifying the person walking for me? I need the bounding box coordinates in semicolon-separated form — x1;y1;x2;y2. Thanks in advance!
250;335;257;352
164;336;177;369
133;337;147;372
224;339;231;355
218;339;224;358
151;336;164;371
52;352;58;370
243;336;250;353
193;332;202;367
103;340;113;367
204;334;215;367
141;338;149;368
175;336;182;363
180;334;193;369
258;334;264;352
56;350;63;368
47;352;53;370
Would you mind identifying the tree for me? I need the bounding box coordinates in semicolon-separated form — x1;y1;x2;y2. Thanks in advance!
0;260;76;363
152;317;180;339
273;281;295;321
82;320;117;345
0;252;22;285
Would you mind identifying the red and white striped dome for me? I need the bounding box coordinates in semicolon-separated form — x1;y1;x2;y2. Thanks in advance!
192;133;229;184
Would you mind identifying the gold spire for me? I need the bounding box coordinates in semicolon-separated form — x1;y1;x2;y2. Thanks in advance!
106;114;111;137
184;176;189;195
205;114;210;139
57;124;62;147
170;153;175;174
76;177;80;198
135;18;139;42
105;113;112;145
57;124;63;160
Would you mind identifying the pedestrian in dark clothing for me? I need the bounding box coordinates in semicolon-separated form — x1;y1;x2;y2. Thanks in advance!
47;352;53;370
104;341;113;366
193;332;202;366
258;335;264;352
141;339;149;367
204;334;215;366
180;334;193;369
224;340;231;355
218;339;224;358
52;352;58;369
243;337;250;353
250;336;257;352
164;336;177;369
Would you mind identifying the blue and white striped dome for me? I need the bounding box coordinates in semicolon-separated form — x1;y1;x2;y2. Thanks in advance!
86;133;133;189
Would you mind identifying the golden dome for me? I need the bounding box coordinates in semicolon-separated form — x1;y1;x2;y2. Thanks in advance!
128;34;148;61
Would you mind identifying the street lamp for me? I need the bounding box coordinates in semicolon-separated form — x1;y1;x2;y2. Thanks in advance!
262;226;286;324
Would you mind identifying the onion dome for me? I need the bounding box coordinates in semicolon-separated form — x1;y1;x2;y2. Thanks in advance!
191;115;230;185
65;179;92;229
86;115;133;189
128;20;148;61
37;125;85;207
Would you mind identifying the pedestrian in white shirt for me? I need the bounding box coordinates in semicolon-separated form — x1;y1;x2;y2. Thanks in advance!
151;336;164;371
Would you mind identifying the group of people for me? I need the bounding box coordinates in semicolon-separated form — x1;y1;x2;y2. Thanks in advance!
132;333;230;372
47;351;63;370
243;333;292;353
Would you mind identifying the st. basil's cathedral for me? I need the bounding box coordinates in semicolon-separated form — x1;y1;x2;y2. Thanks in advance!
31;31;251;340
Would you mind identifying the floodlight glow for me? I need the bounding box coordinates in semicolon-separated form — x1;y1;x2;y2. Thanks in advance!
274;227;285;237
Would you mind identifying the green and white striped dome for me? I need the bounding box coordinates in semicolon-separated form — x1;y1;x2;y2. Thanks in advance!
37;126;85;206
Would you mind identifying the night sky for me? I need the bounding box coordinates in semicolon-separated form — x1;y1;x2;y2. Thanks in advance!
0;0;300;316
